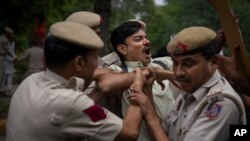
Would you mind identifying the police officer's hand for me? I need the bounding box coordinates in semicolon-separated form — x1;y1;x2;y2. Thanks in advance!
142;68;156;93
217;29;227;48
218;44;239;79
218;45;250;94
130;67;145;93
128;92;158;120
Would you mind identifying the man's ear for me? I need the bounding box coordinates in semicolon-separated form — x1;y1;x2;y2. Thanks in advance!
117;44;128;55
211;55;219;70
74;55;85;71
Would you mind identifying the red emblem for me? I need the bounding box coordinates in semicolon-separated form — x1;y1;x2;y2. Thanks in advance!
99;16;103;25
175;41;187;54
83;104;107;122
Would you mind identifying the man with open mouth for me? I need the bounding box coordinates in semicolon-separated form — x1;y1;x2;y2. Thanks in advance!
108;20;175;141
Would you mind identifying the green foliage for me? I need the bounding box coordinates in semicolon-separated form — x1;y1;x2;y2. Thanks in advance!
110;0;155;30
13;61;28;84
0;100;10;118
0;0;94;52
0;0;249;56
0;0;95;85
228;0;250;53
147;0;250;56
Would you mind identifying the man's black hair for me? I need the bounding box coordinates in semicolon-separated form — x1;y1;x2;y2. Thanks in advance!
110;21;142;61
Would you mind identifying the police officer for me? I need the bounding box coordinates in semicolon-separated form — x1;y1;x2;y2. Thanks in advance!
65;11;126;117
65;11;107;66
165;26;246;141
0;27;14;95
6;21;145;141
129;26;246;141
66;11;102;35
18;38;44;77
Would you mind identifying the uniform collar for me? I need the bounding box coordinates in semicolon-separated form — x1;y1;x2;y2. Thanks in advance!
186;70;221;102
45;69;68;86
201;70;221;88
124;61;145;68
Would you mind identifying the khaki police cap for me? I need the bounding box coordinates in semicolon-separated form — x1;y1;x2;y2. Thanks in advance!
65;11;102;28
167;26;216;55
49;21;104;49
4;27;14;34
127;19;146;30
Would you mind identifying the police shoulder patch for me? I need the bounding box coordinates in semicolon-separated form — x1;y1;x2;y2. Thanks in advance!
205;103;223;119
83;104;107;122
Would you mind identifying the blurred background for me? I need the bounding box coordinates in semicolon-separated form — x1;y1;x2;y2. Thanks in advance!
0;0;250;137
1;0;250;57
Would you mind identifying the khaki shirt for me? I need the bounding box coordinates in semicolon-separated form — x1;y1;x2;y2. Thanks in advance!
19;46;45;76
0;35;10;91
109;61;175;141
162;70;245;141
7;69;122;141
102;52;121;67
0;35;9;55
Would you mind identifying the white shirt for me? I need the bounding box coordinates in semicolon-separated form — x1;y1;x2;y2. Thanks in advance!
7;69;122;141
109;61;175;141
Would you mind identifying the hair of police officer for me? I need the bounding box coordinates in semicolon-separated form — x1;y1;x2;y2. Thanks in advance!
44;35;91;69
200;37;222;60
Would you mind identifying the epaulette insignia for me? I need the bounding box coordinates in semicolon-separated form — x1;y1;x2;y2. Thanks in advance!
206;90;223;104
205;103;223;119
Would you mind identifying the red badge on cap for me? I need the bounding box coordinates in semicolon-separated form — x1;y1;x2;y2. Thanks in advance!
99;16;103;25
176;41;187;54
83;104;107;122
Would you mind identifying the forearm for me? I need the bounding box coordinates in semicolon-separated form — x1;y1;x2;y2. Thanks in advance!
115;104;142;141
155;69;175;81
145;113;169;141
96;72;135;95
88;87;103;103
143;87;155;108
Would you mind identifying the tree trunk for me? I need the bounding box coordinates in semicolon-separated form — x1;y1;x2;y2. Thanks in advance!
94;0;112;56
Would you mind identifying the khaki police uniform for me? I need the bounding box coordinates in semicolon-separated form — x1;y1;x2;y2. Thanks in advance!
7;22;122;141
0;28;13;93
102;51;121;67
162;71;246;141
162;26;246;141
109;61;175;141
19;46;44;76
65;11;124;117
5;40;16;94
7;70;122;141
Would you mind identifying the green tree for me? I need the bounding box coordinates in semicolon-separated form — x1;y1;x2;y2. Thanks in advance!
147;0;250;56
0;0;94;52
